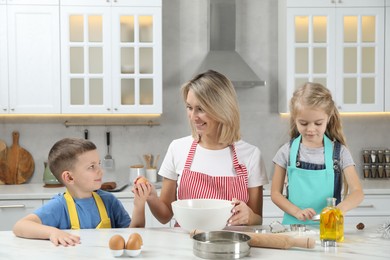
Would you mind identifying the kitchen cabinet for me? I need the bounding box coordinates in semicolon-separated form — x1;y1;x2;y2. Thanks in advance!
278;0;385;113
345;194;390;226
119;198;171;228
60;0;162;114
262;196;283;225
0;0;61;114
386;0;390;111
0;199;43;231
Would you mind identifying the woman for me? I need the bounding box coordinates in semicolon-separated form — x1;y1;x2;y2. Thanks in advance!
141;70;268;226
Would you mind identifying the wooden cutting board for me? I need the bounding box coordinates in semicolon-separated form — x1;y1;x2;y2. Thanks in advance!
0;139;7;184
0;131;35;184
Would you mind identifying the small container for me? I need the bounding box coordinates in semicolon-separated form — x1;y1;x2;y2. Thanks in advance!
370;150;377;163
129;165;145;184
363;164;371;178
320;197;344;246
385;150;390;163
377;164;384;178
385;164;390;178
377;150;384;163
146;168;157;182
371;164;377;178
362;150;370;163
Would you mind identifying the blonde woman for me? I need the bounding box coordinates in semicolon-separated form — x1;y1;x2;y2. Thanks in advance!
271;82;364;224
142;70;268;226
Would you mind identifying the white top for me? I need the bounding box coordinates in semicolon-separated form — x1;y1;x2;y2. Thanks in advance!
158;136;269;188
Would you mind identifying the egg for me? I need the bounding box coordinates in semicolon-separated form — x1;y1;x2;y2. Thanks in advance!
134;176;149;185
126;233;143;250
109;234;125;250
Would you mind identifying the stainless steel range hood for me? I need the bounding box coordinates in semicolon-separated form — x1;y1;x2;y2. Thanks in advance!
197;0;266;87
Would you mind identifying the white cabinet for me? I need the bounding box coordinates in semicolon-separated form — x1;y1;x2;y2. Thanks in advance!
278;0;385;113
0;199;43;231
386;0;390;111
262;196;283;225
119;198;170;228
0;0;60;114
60;0;162;114
345;194;390;225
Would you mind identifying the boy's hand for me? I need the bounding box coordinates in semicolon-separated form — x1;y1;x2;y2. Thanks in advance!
132;182;153;206
49;229;80;246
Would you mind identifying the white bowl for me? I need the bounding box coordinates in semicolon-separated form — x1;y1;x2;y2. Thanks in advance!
171;199;233;232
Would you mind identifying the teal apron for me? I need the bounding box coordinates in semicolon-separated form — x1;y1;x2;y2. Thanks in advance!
282;135;335;225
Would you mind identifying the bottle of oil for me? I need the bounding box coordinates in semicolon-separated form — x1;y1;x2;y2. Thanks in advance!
320;197;344;246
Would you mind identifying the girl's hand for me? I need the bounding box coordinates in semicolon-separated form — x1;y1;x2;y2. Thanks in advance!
227;198;253;226
294;208;316;221
49;229;80;246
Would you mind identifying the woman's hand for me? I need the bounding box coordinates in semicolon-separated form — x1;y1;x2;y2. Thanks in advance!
227;198;253;226
294;208;316;221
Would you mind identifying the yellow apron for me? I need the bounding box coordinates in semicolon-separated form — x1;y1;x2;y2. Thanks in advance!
64;190;112;229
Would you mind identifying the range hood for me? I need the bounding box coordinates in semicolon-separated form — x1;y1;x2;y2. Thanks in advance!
197;0;266;87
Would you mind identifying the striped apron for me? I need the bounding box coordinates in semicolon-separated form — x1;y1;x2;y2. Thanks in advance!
178;140;249;202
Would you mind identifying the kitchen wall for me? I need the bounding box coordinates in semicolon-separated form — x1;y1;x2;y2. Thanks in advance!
1;0;390;186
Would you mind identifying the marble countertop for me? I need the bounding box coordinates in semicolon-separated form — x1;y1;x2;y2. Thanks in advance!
0;224;389;259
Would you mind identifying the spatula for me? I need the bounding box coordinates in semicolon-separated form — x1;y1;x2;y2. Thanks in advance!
103;131;114;169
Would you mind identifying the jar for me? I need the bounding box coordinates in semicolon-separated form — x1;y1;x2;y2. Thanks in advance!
320;197;344;246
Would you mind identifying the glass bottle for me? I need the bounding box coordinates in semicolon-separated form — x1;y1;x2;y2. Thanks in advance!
320;197;344;246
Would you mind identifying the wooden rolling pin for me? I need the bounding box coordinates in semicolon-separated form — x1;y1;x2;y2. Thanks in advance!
191;229;315;249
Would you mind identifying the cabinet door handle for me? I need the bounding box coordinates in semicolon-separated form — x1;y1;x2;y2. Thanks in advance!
357;204;374;208
0;204;26;209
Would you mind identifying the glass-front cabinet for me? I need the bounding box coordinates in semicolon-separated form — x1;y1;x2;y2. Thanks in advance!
60;0;162;114
278;0;385;113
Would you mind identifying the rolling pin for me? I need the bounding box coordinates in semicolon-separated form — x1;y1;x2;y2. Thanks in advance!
190;229;316;249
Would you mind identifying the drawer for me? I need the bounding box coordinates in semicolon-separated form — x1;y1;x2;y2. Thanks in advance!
0;199;42;231
346;195;390;217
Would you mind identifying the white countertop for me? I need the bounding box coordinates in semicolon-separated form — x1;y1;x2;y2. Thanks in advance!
0;179;388;200
0;182;162;200
0;225;389;259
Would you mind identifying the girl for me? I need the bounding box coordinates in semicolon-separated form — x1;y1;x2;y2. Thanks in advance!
271;82;364;224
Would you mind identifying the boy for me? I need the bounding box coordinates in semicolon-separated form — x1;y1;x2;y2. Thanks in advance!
13;138;149;246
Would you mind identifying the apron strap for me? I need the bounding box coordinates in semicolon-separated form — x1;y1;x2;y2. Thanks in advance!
92;192;110;225
64;190;111;229
64;190;80;230
184;140;198;170
289;135;301;168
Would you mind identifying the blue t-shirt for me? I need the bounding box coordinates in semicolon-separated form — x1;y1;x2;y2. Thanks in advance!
34;189;131;229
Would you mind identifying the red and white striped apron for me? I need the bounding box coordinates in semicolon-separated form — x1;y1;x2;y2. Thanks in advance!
178;140;249;203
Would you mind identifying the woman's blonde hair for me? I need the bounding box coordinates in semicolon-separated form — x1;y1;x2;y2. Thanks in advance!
289;82;349;197
181;70;241;145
